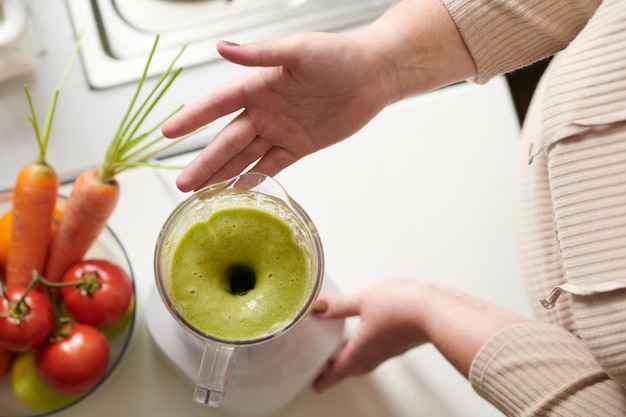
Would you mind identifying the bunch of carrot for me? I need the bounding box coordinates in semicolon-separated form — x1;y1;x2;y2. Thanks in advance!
44;36;189;284
4;35;190;289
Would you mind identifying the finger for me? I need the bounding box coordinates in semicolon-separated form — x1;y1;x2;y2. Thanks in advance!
311;293;361;319
313;358;338;393
313;357;348;392
244;146;299;179
166;35;302;138
190;140;301;192
313;339;364;392
161;71;257;138
175;110;258;192
216;36;304;68
186;138;274;191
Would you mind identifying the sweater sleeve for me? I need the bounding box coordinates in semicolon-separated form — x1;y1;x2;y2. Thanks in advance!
470;322;626;416
440;0;601;83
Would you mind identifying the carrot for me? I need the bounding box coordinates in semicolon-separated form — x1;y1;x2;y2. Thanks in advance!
0;206;61;273
5;37;81;289
44;168;119;283
5;163;58;288
44;35;190;283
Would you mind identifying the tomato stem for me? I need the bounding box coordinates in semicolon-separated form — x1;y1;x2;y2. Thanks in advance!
36;272;94;290
41;282;64;334
1;270;88;324
77;271;102;295
6;271;42;320
28;270;85;337
0;288;13;319
52;317;74;340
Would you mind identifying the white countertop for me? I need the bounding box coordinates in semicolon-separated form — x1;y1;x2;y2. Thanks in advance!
43;76;531;417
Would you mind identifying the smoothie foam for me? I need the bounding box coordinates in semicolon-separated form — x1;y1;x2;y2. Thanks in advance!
169;206;310;341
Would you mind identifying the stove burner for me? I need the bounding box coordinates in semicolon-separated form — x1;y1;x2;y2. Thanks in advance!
66;0;395;89
114;0;295;34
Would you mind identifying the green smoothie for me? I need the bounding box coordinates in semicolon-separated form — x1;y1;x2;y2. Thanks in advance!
169;205;311;341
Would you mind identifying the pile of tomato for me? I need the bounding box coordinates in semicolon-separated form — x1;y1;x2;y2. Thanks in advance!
0;207;135;413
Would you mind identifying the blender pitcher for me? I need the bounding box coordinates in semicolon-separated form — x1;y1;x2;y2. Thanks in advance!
151;173;344;417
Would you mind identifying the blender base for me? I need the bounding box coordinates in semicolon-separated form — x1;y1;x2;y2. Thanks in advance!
145;276;345;417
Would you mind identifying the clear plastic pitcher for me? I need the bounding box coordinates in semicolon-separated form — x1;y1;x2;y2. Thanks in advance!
153;173;344;416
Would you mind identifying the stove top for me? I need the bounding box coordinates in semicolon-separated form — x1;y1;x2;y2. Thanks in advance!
65;0;396;89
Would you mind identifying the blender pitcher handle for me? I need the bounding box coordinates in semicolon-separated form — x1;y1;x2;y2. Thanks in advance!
194;344;235;407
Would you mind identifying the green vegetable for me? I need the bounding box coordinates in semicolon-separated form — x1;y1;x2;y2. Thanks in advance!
99;34;192;182
11;350;82;413
99;297;135;340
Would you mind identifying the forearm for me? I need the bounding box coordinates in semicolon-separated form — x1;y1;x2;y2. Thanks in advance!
311;278;530;392
418;283;529;377
471;323;626;416
349;0;477;104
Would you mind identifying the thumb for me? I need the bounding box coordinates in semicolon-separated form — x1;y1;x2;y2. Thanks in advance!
312;293;361;319
216;37;303;68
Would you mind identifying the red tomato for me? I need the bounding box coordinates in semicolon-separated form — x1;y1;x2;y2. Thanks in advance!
36;322;109;394
0;345;14;379
0;287;54;351
60;259;133;326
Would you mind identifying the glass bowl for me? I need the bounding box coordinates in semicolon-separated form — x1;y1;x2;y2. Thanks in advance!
0;192;136;417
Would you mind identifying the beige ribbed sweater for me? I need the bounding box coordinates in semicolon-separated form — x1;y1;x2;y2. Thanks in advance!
441;0;626;415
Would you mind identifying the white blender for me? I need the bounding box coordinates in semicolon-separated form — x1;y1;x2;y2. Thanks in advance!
146;173;345;417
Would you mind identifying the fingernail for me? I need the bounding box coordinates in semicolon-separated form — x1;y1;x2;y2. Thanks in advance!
220;40;240;47
313;372;328;393
313;381;326;394
312;299;328;314
314;375;334;394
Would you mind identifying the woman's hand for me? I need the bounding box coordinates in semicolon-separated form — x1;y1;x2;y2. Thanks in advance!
162;32;392;191
312;278;431;392
312;278;529;392
161;0;477;192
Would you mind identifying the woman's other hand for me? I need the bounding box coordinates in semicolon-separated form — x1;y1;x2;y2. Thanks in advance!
312;278;528;392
